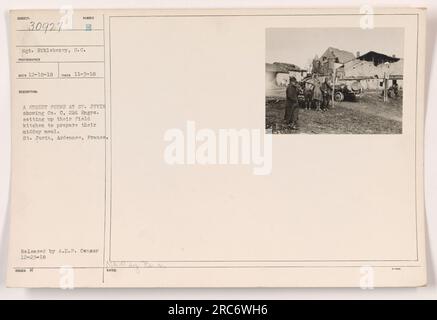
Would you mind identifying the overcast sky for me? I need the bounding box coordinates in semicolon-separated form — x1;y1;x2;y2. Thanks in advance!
266;28;404;70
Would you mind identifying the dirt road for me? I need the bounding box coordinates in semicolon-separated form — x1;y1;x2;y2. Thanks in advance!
266;91;402;134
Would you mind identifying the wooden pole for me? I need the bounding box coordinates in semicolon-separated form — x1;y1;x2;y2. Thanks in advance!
331;69;336;108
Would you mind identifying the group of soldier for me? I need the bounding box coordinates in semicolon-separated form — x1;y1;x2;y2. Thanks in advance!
284;75;333;130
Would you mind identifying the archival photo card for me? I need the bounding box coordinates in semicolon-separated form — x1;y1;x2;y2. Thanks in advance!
7;8;426;288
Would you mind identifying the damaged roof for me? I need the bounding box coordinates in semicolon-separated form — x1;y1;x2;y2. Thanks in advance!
357;51;401;65
321;47;356;64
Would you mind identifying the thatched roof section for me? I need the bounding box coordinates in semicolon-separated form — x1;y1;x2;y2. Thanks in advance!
266;62;303;73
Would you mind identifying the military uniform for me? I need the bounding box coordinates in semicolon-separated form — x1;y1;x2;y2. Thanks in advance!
321;81;332;109
285;81;299;126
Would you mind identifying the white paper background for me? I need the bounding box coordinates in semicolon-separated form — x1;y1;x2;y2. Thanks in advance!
0;0;436;299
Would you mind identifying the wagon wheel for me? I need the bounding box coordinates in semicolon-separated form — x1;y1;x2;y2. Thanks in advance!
334;91;344;102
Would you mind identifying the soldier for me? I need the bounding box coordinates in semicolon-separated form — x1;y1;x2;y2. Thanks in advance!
304;81;314;110
297;82;306;109
284;76;299;130
312;76;323;111
321;77;332;110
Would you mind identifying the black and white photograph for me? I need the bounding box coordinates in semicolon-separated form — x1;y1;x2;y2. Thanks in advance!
266;28;404;134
